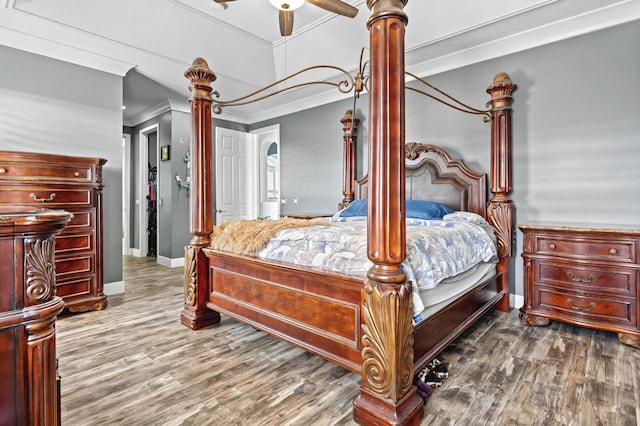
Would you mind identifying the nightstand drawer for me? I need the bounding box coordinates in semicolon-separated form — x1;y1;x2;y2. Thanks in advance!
534;235;635;263
536;288;635;327
535;260;636;296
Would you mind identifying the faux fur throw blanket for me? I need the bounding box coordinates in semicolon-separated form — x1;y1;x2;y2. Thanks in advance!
208;218;329;256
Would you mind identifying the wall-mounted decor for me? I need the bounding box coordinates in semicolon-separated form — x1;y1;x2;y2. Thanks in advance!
161;145;170;161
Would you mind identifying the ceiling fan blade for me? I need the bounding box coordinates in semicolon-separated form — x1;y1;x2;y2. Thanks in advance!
307;0;358;18
279;10;294;37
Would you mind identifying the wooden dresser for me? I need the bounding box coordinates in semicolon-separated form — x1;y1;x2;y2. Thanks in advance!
0;151;107;312
519;223;640;348
0;207;72;425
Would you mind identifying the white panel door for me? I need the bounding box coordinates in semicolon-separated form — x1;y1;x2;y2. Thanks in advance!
215;127;255;224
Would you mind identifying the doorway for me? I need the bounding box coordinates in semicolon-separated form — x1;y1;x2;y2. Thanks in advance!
138;124;159;259
213;124;280;224
122;133;132;256
253;124;280;220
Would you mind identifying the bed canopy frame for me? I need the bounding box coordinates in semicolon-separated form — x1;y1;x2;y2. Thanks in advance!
180;2;516;424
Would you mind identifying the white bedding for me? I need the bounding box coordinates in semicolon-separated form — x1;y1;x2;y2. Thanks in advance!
258;212;498;317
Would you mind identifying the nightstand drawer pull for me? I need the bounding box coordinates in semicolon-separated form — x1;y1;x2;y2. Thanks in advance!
549;243;556;250
567;271;596;283
609;248;618;255
29;192;56;202
567;298;596;312
0;167;6;173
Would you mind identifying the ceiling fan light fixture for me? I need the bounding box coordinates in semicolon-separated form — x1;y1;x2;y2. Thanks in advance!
269;0;304;11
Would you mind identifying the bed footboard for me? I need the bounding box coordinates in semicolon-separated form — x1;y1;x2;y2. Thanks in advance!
205;249;365;373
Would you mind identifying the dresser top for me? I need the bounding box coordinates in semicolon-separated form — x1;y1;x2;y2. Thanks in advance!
518;222;640;234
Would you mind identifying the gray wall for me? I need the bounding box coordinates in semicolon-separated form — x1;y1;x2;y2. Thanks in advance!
0;45;124;286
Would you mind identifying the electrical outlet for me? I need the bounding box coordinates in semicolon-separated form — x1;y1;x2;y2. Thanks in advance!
281;198;286;205
293;197;298;205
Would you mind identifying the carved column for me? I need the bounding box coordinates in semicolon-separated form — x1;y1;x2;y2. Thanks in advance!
180;58;221;330
352;1;424;425
0;208;70;425
339;109;359;210
486;73;517;312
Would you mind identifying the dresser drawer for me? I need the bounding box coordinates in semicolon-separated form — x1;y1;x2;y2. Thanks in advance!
536;288;635;327
0;186;92;207
0;163;92;181
55;232;93;253
533;234;636;263
56;276;92;298
534;260;636;296
54;254;94;278
63;209;94;232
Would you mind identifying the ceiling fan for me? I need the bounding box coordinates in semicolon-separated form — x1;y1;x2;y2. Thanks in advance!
213;0;358;37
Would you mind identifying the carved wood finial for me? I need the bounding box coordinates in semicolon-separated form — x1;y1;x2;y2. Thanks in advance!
185;57;217;102
487;73;516;111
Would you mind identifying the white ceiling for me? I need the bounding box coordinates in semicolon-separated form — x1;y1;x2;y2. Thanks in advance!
1;0;639;125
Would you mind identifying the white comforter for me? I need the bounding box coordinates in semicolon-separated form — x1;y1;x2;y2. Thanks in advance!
258;217;497;292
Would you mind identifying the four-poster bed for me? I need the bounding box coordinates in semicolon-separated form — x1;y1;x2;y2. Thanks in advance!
180;2;516;425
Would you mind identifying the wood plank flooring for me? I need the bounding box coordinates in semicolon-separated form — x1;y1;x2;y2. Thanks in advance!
56;256;640;425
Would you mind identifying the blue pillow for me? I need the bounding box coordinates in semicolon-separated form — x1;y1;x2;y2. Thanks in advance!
340;199;453;219
339;199;368;217
406;199;453;220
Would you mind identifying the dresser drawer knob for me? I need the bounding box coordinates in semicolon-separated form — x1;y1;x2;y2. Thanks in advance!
567;298;596;312
74;171;80;177
0;167;6;174
548;243;556;250
29;192;56;202
609;248;618;255
567;271;596;283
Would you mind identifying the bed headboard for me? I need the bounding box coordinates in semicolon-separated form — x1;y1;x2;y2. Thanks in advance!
354;142;487;217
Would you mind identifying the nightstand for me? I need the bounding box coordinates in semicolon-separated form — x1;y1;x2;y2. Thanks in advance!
519;223;640;349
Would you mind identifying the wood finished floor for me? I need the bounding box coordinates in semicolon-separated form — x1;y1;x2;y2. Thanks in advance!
57;256;640;426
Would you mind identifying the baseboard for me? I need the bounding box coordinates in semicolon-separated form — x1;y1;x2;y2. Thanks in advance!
104;280;125;295
157;256;185;268
511;294;524;311
131;248;141;257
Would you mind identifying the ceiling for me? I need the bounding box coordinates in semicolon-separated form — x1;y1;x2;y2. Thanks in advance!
1;0;639;126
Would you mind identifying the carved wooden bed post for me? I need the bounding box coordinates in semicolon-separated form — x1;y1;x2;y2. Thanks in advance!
353;1;424;425
486;73;517;313
339;109;359;210
180;58;221;330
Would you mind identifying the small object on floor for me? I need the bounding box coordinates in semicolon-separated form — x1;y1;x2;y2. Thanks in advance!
414;378;433;400
428;358;449;379
417;366;442;388
414;357;449;401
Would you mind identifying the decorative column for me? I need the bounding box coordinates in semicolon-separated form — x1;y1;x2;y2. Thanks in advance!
180;58;221;330
352;1;424;425
486;73;517;313
0;208;70;425
339;109;359;210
